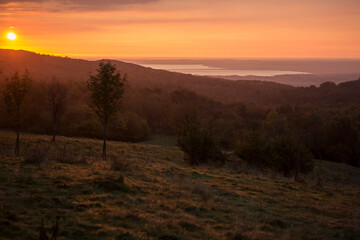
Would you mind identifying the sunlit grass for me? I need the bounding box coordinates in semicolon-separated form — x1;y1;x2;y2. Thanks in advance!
0;131;359;239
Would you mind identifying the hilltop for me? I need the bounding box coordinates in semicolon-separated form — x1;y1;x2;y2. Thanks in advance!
0;49;293;104
0;131;359;239
1;49;359;107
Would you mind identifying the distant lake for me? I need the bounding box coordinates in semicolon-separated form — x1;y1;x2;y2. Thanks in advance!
142;64;309;77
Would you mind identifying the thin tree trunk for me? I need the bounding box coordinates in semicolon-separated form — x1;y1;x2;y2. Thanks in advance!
52;117;57;142
15;107;20;156
102;121;107;160
15;131;19;156
294;150;300;181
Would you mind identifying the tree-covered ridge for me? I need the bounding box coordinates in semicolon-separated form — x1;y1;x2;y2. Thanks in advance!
1;49;360;107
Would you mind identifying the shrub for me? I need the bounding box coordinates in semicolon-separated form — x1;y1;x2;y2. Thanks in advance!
177;116;226;166
109;112;150;142
326;144;354;165
235;131;270;168
325;116;360;166
269;135;314;177
122;113;150;142
235;132;314;178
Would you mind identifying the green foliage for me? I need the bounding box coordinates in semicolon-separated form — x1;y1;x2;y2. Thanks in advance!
3;70;32;155
263;110;288;137
235;131;270;168
298;110;325;159
269;105;360;167
325;116;360;166
87;62;126;124
108;112;150;142
1;66;359;168
87;62;126;159
235;111;313;177
270;135;314;176
235;132;314;177
3;70;32;114
177;113;226;166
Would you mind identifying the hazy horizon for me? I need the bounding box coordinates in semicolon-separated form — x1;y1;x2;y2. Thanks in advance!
1;0;360;58
3;48;360;62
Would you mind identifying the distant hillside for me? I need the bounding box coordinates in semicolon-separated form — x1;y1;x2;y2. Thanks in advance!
131;58;360;87
216;73;360;87
0;49;293;103
278;80;360;107
0;49;359;107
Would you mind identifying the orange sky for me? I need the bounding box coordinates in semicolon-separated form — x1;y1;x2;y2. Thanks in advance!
1;0;360;59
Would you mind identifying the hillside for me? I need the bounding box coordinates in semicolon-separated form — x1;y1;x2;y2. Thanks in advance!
131;58;360;87
0;49;293;104
0;131;359;239
1;49;360;107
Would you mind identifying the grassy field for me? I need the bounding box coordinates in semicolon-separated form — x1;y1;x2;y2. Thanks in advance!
0;131;359;240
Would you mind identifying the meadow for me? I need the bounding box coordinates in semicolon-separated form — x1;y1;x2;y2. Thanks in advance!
0;131;359;240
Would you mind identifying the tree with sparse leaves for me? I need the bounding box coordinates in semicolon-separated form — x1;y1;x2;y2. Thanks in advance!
47;77;67;142
3;70;32;156
87;62;126;160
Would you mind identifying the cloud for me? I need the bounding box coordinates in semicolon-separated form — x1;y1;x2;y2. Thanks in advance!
0;0;159;12
0;0;43;2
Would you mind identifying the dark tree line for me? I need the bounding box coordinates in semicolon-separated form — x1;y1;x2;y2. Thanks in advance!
1;67;359;169
1;62;125;160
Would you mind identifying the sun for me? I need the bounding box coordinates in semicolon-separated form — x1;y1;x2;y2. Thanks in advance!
7;32;17;41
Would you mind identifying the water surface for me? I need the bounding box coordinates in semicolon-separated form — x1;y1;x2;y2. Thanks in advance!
142;64;309;77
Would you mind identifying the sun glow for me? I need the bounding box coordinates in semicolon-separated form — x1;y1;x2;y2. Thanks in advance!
7;32;17;41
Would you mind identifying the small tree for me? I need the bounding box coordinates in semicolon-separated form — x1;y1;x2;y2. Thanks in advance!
87;62;126;160
47;77;67;142
3;70;32;156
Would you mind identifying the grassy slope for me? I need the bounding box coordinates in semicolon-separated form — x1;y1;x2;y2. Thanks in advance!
0;131;359;240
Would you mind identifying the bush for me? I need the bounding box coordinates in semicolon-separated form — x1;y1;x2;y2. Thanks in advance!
235;131;270;168
325;116;360;166
123;113;150;142
235;132;314;178
270;135;313;177
109;112;150;142
177;115;226;166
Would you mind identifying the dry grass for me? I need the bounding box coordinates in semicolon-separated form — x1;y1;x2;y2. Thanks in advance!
0;131;359;240
23;144;48;164
109;151;132;172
